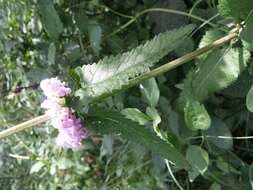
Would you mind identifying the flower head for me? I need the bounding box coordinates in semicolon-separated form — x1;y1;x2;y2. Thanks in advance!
40;78;71;98
56;124;88;149
41;98;62;111
40;77;88;150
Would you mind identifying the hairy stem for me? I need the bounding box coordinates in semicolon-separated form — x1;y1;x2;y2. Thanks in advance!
0;114;50;139
0;28;239;140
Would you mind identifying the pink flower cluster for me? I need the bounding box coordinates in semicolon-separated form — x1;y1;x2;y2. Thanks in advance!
40;78;88;149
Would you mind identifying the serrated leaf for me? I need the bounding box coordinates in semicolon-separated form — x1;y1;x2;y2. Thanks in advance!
184;100;211;130
246;85;253;112
87;110;189;169
37;0;63;39
218;0;253;20
76;25;195;101
206;117;233;150
186;145;209;182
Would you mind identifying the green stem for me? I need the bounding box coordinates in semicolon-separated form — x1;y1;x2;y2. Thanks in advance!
126;30;237;87
93;28;238;102
165;160;184;190
107;7;221;38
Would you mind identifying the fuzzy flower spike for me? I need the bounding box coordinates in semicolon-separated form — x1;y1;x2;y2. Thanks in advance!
40;78;88;149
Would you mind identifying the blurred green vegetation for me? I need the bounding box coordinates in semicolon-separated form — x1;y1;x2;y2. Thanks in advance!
0;0;253;190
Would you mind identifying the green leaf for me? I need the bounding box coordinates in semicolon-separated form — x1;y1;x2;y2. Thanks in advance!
106;35;124;54
149;0;188;34
30;162;45;174
241;13;253;44
209;183;221;190
146;107;161;128
246;85;253;112
56;158;74;170
243;40;253;52
87;21;102;55
206;117;233;150
218;0;253;20
140;78;160;107
74;11;88;34
186;145;209;182
87;109;189;169
184;99;211;130
192;48;250;102
37;0;63;39
100;135;114;157
76;25;195;101
249;164;253;189
198;29;224;60
48;43;56;65
74;12;102;55
174;37;194;57
222;68;253;97
179;47;249;106
64;42;82;63
49;163;57;176
199;30;224;49
216;157;240;174
179;47;249;130
121;108;151;125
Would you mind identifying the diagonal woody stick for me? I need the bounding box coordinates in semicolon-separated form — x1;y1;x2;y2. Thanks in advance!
0;28;239;140
0;114;50;139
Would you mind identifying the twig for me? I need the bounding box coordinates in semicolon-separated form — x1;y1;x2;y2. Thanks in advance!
0;114;50;140
185;135;253;141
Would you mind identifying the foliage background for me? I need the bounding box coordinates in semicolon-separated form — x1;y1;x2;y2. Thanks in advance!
0;0;253;189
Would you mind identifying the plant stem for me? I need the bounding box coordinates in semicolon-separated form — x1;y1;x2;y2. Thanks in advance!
94;28;239;102
106;7;222;38
0;28;239;140
0;114;50;140
126;29;238;87
165;159;184;190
